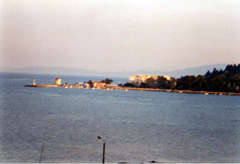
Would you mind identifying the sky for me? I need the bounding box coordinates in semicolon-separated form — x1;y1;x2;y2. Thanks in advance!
1;0;240;72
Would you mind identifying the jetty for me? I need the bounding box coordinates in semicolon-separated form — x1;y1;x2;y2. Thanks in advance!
24;78;62;88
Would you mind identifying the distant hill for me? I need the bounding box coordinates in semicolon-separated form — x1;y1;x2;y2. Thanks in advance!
0;64;228;78
167;64;228;78
114;64;228;78
10;67;98;76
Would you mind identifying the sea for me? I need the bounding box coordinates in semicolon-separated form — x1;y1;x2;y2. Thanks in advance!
0;72;240;163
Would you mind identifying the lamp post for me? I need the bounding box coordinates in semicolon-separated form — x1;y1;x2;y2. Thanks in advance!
97;136;105;164
39;142;44;163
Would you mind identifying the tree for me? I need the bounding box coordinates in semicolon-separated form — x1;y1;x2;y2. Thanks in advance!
101;78;113;84
123;82;135;87
145;77;156;88
87;80;94;88
205;70;211;78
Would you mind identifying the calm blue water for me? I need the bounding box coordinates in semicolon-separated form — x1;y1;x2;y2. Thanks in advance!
0;73;240;163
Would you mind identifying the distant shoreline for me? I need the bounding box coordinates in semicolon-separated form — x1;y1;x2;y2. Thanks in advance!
24;84;240;96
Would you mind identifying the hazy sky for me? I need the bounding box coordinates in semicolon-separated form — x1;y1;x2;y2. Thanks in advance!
1;0;240;72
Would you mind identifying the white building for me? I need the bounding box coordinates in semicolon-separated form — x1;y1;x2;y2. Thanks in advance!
129;74;170;86
55;78;61;85
93;82;106;88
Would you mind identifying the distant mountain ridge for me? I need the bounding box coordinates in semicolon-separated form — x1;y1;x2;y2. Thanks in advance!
0;64;228;78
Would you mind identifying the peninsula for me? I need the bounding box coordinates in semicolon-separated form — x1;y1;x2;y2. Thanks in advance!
24;64;240;96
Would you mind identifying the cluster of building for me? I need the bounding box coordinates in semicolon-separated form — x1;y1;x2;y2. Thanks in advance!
61;79;109;89
30;75;172;89
129;74;171;87
30;78;118;89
